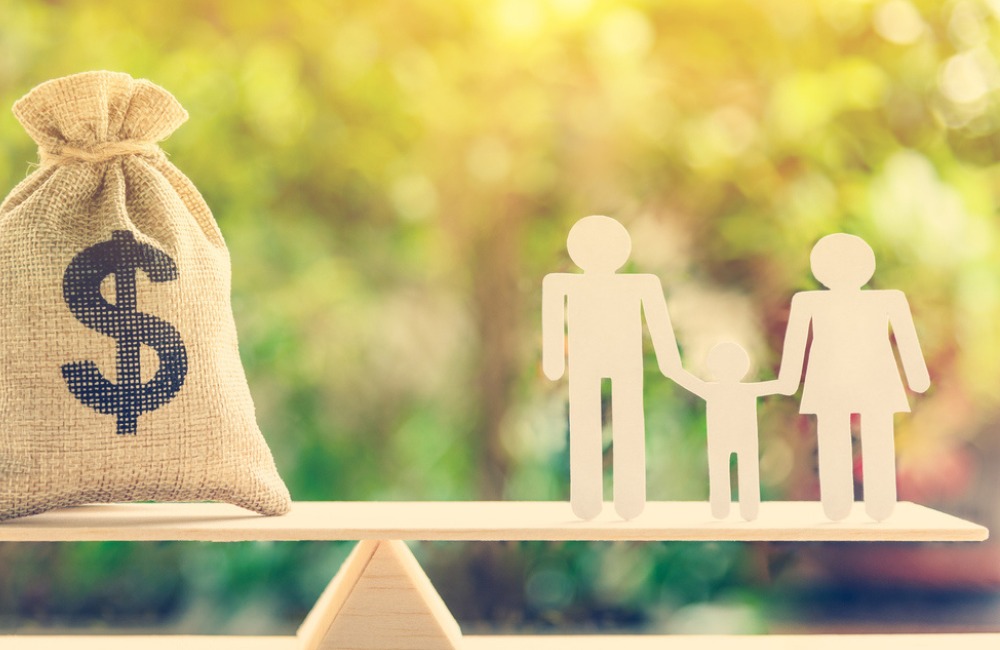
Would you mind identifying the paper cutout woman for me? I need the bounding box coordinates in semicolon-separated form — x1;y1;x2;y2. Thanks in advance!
776;234;930;521
543;216;683;520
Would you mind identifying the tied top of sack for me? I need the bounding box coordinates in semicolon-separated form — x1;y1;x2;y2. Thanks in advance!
13;71;188;167
0;71;292;521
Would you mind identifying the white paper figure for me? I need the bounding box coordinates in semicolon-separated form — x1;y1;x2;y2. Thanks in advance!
776;233;930;522
543;216;682;520
674;342;778;521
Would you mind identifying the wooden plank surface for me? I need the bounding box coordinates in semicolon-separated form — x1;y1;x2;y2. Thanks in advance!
3;635;1000;650
0;637;296;650
0;501;987;542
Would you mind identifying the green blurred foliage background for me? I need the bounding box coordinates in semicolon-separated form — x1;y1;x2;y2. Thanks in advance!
1;0;1000;635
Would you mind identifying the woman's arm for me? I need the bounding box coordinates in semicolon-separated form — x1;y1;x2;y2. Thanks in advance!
775;292;812;395
888;290;931;393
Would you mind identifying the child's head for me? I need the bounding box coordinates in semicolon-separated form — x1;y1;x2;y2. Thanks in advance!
707;342;750;381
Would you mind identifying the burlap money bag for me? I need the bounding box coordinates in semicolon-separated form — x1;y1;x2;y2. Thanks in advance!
0;71;291;520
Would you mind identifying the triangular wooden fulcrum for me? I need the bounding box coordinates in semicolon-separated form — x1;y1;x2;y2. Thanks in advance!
296;539;463;650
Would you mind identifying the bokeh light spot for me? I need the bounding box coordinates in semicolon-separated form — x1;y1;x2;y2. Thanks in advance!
467;136;513;184
873;0;925;44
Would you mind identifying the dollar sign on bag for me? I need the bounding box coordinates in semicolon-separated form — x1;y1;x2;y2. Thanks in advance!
62;230;188;435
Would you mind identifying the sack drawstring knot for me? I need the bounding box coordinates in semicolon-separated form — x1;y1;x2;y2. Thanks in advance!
40;140;163;166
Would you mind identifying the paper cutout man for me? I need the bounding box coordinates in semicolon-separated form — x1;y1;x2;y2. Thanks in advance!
776;233;930;521
674;342;780;521
543;215;682;520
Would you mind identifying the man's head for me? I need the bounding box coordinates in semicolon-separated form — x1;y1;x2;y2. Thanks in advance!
567;215;632;273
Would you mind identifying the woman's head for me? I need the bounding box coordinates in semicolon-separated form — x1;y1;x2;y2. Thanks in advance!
810;233;876;290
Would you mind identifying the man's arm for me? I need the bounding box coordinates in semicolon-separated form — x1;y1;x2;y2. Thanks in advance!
638;275;683;379
775;292;812;396
887;290;930;393
542;273;572;380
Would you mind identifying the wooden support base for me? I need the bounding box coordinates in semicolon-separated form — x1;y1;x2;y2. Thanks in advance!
296;539;462;650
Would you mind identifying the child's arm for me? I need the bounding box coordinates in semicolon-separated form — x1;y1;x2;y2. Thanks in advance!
673;369;709;400
749;379;783;397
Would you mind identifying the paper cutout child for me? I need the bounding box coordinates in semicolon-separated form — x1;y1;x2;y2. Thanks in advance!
776;233;930;522
674;342;779;521
543;215;683;520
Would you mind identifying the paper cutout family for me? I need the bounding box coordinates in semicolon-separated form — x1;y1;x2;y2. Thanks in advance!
543;216;930;523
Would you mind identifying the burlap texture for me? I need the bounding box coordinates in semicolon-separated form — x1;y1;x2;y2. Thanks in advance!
0;71;291;520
